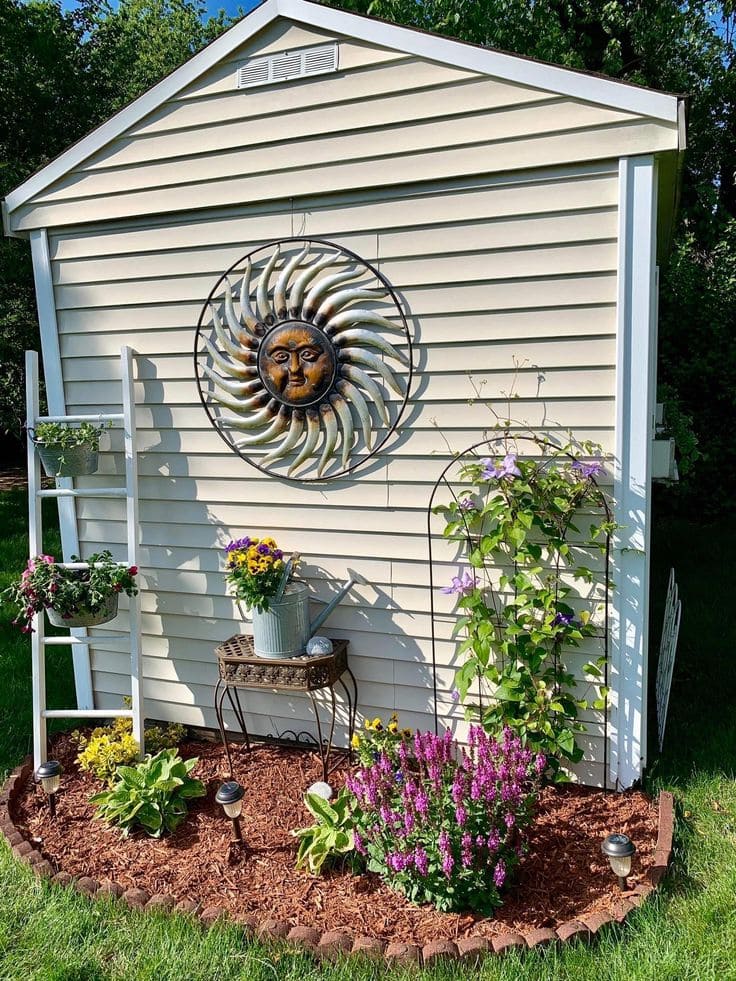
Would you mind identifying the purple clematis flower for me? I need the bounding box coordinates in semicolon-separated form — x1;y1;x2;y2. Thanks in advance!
441;568;476;596
481;453;521;481
572;459;604;479
552;612;575;628
459;497;476;511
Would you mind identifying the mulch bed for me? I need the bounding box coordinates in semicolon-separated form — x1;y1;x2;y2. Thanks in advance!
12;733;659;945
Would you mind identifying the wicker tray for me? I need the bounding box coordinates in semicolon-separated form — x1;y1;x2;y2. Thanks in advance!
214;634;349;691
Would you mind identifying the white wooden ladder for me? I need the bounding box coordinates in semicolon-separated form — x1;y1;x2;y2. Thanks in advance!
26;346;144;771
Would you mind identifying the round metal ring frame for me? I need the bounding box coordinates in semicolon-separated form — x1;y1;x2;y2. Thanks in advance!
425;435;613;789
194;237;414;483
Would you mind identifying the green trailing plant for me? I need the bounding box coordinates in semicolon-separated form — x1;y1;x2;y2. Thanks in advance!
31;420;108;450
292;788;357;875
90;749;205;837
72;700;186;784
435;434;613;781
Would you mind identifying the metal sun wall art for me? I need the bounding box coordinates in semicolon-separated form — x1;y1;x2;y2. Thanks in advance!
195;238;413;481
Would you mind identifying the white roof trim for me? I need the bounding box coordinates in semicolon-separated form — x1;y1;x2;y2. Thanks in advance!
4;0;682;218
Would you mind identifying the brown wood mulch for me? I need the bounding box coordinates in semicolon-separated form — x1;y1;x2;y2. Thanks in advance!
12;733;660;947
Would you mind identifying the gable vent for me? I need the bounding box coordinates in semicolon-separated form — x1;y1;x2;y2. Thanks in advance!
237;43;338;90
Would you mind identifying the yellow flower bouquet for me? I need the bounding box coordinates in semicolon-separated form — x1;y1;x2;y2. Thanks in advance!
224;535;295;614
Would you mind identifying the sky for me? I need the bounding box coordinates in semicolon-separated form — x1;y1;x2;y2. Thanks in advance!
59;0;260;24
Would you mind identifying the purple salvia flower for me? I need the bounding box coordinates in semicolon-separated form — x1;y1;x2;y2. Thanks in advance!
504;812;516;829
493;859;506;889
455;805;467;826
461;833;473;869
353;832;366;855
414;845;429;876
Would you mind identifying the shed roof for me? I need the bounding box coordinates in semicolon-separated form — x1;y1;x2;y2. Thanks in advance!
3;0;686;237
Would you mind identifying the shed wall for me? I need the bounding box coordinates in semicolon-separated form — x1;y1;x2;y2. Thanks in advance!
51;161;617;786
12;18;676;233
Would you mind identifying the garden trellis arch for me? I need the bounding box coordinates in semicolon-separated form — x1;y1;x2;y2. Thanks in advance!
425;435;613;789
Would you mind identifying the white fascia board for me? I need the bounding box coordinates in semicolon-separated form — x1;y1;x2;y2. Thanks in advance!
5;0;682;221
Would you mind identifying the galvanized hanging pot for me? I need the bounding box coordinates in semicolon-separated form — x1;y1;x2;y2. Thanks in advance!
36;442;99;478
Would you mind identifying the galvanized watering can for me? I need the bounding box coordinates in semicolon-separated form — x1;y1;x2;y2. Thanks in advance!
250;575;362;659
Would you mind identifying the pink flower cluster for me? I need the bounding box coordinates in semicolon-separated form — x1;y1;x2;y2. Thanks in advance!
346;725;545;913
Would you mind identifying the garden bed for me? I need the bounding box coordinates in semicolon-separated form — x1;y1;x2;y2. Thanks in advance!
11;733;661;947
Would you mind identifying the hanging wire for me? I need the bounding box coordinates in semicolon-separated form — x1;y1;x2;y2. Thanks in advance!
425;434;613;788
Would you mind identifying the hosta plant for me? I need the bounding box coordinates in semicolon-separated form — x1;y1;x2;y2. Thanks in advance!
90;749;205;837
347;726;544;913
292;788;356;875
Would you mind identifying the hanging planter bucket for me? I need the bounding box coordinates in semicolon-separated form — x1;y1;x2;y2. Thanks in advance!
46;593;119;628
36;442;99;478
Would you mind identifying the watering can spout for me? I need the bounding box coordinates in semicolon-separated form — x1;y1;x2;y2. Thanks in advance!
309;570;366;636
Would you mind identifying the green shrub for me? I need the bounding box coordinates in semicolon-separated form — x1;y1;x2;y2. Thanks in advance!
90;749;205;837
73;704;186;784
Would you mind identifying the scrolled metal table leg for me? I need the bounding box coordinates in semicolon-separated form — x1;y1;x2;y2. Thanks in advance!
214;680;235;779
307;690;328;783
227;686;251;752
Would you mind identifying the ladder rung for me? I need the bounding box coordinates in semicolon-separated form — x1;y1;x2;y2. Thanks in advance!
42;709;134;719
35;413;124;424
44;634;129;645
38;487;127;498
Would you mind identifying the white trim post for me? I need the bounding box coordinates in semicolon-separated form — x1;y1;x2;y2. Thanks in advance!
610;155;658;789
29;228;94;710
26;351;47;769
121;346;145;756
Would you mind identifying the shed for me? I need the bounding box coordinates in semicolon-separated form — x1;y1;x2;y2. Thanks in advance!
3;0;686;790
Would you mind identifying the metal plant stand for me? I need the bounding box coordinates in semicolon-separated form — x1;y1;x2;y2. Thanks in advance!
213;635;357;782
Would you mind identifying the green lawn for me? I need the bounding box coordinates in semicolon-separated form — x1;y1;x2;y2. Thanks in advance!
0;488;735;980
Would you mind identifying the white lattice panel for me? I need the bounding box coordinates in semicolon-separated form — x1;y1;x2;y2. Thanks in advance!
655;568;681;753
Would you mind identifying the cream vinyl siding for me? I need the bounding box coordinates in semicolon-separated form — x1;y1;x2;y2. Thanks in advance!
48;161;617;787
11;19;676;233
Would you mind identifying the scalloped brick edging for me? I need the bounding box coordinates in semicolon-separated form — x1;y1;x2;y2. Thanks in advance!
0;755;675;969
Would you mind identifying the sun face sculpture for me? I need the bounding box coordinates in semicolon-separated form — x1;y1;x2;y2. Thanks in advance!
195;238;413;481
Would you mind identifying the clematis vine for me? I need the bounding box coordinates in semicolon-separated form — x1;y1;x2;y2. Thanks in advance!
480;453;521;480
441;568;476;596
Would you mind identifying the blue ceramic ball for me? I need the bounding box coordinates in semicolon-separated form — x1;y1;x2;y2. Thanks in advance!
306;635;333;655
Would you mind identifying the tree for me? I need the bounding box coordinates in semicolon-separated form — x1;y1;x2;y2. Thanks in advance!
0;0;235;446
328;0;736;511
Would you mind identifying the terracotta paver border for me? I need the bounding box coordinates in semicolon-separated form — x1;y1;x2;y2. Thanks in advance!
0;756;675;969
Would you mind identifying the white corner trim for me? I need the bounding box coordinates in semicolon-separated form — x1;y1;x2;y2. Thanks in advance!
29;229;94;711
4;0;681;222
609;156;657;790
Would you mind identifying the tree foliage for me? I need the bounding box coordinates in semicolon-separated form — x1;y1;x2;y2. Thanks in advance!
1;0;734;510
0;0;237;442
330;0;736;512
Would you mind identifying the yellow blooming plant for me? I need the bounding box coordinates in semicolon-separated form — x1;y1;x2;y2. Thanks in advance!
352;713;412;767
224;534;293;613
